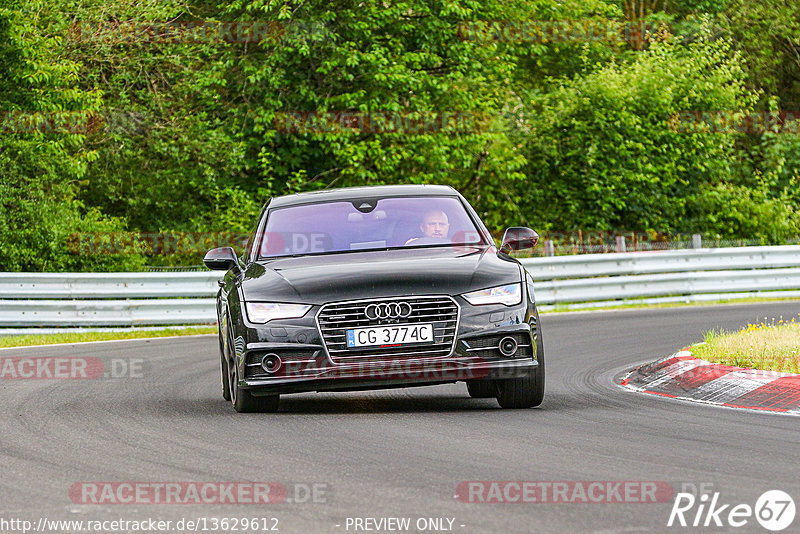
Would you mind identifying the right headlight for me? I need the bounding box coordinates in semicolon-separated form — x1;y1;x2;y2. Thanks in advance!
245;302;311;324
462;283;522;306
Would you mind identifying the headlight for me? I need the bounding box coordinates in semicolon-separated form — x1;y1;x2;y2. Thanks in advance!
245;302;311;323
462;283;522;306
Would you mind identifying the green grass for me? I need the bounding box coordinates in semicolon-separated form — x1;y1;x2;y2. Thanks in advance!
541;296;800;314
692;316;800;374
0;326;216;348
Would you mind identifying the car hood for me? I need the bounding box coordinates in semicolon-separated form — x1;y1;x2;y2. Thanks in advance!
240;246;521;304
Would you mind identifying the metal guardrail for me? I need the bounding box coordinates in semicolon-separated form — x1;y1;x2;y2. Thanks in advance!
0;298;217;327
0;246;798;328
531;268;800;305
520;245;800;280
520;245;800;306
0;272;221;299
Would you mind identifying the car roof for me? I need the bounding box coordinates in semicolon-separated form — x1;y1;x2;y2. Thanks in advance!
268;184;460;208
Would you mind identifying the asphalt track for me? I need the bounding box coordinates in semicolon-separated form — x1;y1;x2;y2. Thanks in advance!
2;301;800;534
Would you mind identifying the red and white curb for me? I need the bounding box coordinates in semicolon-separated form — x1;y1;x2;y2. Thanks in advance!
621;349;800;415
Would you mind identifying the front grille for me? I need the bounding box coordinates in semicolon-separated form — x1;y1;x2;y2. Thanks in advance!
317;296;459;362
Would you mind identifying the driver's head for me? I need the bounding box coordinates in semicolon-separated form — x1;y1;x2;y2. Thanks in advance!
420;210;450;238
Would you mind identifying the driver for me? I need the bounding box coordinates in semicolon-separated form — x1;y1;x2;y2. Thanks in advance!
405;209;450;244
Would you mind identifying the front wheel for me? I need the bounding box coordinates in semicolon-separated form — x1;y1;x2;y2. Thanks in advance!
225;327;280;413
219;326;231;401
466;380;497;398
496;318;545;409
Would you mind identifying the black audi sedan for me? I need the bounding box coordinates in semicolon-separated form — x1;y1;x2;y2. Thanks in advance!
204;185;544;412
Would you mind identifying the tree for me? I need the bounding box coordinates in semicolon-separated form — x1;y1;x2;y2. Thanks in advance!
514;25;788;239
0;0;142;271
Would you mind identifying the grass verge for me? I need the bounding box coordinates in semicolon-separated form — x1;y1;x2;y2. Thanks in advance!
692;316;800;374
541;296;800;314
0;326;216;348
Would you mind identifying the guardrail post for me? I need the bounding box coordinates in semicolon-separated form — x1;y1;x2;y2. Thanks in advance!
692;234;702;249
544;240;555;257
615;236;626;253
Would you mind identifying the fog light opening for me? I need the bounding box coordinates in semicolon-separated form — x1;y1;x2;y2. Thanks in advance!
498;336;518;358
261;353;282;374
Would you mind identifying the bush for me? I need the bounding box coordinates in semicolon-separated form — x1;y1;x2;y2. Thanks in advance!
515;24;772;236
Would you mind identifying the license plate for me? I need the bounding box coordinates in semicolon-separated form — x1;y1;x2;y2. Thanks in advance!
346;324;434;348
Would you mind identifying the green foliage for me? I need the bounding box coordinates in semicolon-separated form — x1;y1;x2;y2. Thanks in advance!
516;26;766;235
749;103;800;209
219;0;528;223
0;0;143;271
2;0;800;272
61;0;261;235
684;181;799;241
719;0;800;106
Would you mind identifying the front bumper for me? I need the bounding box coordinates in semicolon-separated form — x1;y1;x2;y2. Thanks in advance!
232;295;538;394
243;349;538;394
238;315;539;395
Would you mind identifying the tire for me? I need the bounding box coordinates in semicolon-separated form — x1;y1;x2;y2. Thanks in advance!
219;327;231;401
466;380;497;398
226;327;280;413
496;317;545;409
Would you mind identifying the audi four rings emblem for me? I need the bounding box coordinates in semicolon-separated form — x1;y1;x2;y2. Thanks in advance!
365;302;413;320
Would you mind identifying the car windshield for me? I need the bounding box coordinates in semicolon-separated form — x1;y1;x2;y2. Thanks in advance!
258;196;485;259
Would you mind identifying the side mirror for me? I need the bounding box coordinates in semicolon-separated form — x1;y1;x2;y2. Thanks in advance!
203;246;240;271
500;227;539;254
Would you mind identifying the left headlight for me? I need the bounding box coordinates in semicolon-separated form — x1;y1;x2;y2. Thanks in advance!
245;302;312;324
462;283;522;306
